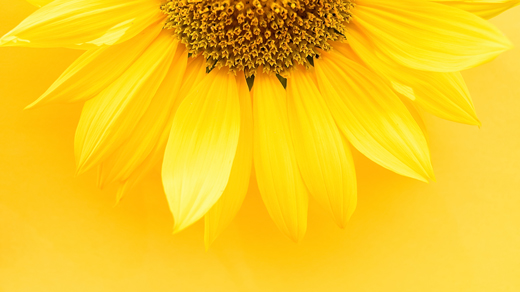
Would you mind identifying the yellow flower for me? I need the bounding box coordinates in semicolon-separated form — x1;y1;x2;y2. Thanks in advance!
1;0;515;247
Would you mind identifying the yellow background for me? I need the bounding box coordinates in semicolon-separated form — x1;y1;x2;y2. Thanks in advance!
1;1;519;291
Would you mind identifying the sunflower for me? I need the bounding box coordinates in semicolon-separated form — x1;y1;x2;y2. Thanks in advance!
2;0;516;247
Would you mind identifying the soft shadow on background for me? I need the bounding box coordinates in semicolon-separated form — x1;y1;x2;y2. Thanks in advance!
1;1;519;291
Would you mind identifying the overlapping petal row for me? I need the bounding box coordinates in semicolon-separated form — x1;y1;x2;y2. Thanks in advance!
3;0;515;245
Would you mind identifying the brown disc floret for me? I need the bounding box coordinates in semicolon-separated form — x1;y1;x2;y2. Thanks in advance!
162;0;353;76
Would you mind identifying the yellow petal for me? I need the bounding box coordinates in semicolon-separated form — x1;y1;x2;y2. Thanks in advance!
175;56;209;107
353;0;512;72
401;98;429;144
27;0;53;7
97;48;188;187
26;22;163;109
315;50;435;182
204;73;253;249
435;0;520;19
114;116;173;204
162;68;241;233
114;56;207;202
343;27;481;126
287;69;357;228
1;0;163;49
74;32;178;175
253;71;308;242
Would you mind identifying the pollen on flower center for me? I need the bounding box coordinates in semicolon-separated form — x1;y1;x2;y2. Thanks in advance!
161;0;353;76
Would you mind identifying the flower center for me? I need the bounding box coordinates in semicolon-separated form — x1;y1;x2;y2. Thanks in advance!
162;0;353;76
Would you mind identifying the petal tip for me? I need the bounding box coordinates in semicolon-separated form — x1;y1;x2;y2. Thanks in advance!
115;183;128;205
172;219;192;235
412;172;430;183
332;212;354;230
75;151;99;176
23;103;35;111
75;159;90;177
172;227;181;235
462;112;482;127
24;95;48;110
96;172;106;190
504;37;514;49
286;229;306;243
413;159;436;183
335;221;347;230
475;118;483;128
423;168;436;183
495;35;514;53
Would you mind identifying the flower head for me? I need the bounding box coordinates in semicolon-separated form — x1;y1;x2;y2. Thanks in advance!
2;0;515;247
